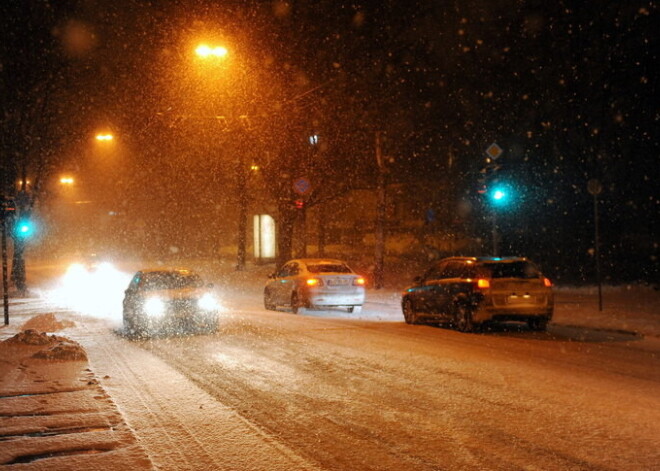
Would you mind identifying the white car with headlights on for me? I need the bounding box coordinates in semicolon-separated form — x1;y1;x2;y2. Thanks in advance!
122;268;220;337
264;258;366;314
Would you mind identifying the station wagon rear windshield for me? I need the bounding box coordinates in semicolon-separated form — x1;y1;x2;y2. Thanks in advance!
307;263;352;274
478;262;541;279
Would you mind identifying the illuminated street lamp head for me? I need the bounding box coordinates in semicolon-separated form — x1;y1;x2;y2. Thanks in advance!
96;133;114;141
195;44;228;58
60;177;75;185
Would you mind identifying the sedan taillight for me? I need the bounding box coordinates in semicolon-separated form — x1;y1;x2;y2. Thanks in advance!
306;278;323;287
353;277;366;286
543;277;553;287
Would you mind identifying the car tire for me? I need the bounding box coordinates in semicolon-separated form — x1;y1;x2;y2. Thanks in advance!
291;292;305;315
348;305;362;314
264;289;276;310
402;298;419;325
528;317;549;332
123;310;145;339
453;303;474;333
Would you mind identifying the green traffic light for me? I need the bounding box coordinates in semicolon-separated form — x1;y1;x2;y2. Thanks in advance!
492;189;506;201
15;219;34;238
489;185;511;207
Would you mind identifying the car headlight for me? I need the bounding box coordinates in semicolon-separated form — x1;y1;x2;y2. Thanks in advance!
144;297;166;317
198;293;219;311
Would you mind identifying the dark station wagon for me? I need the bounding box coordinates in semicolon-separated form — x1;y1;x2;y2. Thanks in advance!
402;257;554;332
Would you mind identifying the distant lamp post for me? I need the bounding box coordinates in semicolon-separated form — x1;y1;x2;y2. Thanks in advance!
95;133;114;142
60;176;75;185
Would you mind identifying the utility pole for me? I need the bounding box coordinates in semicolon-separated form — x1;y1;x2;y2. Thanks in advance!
236;153;247;271
588;179;603;311
374;131;385;289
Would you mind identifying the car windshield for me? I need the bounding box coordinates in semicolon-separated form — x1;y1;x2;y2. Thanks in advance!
141;272;204;290
306;263;352;274
479;262;541;279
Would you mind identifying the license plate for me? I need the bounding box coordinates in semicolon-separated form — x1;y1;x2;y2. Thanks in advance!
508;295;534;304
327;279;349;286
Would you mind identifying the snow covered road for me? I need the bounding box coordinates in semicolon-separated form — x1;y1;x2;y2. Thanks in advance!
70;293;659;470
3;262;659;470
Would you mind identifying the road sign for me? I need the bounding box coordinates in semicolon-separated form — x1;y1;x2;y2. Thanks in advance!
293;177;311;195
485;142;503;160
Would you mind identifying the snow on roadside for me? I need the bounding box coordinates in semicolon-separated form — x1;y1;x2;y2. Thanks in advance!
0;314;152;470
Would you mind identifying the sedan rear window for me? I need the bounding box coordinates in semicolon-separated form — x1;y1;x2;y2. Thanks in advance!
307;264;352;274
479;262;541;279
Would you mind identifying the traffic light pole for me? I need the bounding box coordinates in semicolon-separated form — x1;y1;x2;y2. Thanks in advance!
492;211;499;257
1;212;9;325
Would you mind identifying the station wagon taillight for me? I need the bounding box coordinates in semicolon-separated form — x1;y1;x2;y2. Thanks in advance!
543;277;553;287
476;278;491;289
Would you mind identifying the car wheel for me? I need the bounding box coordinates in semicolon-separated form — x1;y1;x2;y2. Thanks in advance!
200;315;219;333
453;303;474;333
402;298;419;325
528;317;548;332
291;292;305;315
264;289;276;310
348;305;362;314
123;309;146;339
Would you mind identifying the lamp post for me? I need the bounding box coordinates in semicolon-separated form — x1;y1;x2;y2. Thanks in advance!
194;43;250;270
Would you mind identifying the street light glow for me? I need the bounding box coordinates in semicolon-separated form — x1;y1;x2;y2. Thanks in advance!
60;177;75;185
195;44;228;58
96;133;114;141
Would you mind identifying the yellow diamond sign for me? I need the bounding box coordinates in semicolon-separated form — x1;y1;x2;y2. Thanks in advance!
486;142;503;160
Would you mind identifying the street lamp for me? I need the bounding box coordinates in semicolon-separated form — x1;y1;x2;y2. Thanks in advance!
95;133;114;142
195;44;228;58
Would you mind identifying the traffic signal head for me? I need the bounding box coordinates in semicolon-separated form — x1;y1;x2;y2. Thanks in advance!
488;183;512;207
15;218;34;238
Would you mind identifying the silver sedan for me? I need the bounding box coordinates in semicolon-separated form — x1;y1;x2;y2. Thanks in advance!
264;258;366;314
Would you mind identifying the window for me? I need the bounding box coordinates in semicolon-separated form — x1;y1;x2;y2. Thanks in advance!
440;261;465;279
479;262;541;279
307;263;352;274
425;261;447;280
142;272;204;290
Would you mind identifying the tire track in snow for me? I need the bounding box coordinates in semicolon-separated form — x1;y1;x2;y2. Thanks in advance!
74;319;318;471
